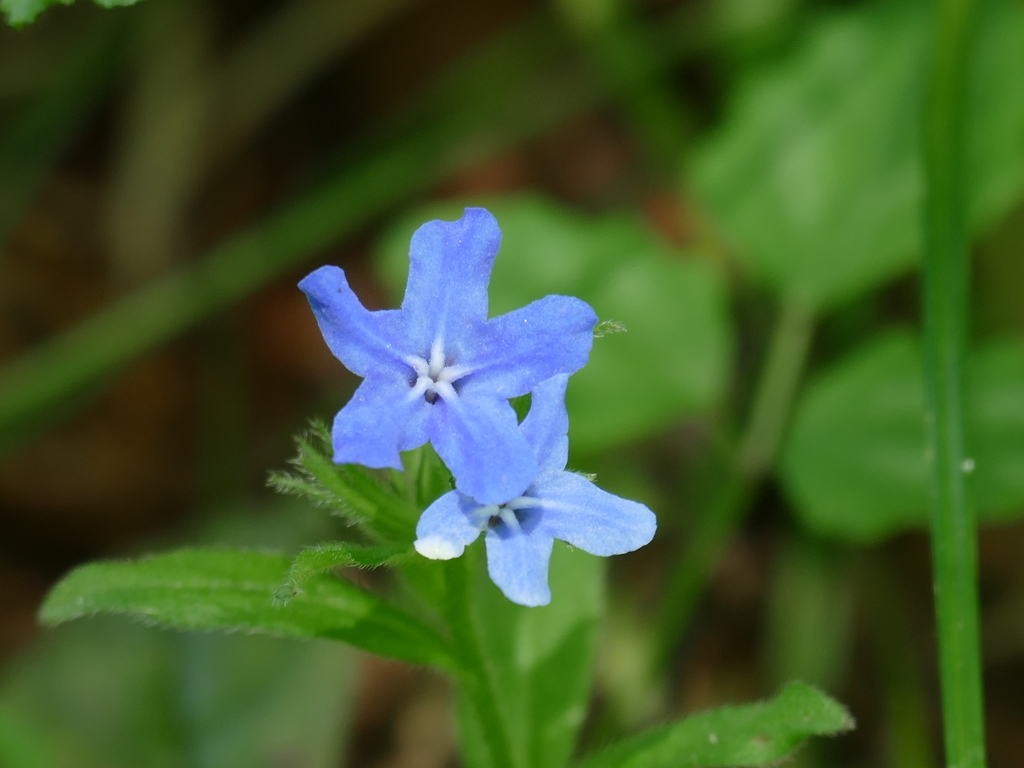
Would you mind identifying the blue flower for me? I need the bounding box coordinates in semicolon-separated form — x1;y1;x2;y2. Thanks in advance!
300;208;598;504
413;375;657;606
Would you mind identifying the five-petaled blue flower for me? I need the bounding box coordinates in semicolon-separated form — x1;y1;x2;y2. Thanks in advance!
413;374;657;606
300;208;598;504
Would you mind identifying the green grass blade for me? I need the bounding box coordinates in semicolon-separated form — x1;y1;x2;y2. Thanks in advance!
921;0;986;762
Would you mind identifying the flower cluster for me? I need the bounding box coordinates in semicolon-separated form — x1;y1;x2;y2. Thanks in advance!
301;208;656;605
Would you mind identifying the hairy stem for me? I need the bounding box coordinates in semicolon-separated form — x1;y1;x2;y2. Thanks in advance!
921;0;985;765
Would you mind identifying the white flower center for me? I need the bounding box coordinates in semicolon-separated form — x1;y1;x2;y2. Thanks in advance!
406;339;470;403
479;495;542;534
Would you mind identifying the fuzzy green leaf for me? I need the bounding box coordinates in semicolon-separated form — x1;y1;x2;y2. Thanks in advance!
578;683;853;768
5;506;357;768
269;422;419;542
279;542;409;600
40;549;452;668
782;332;1024;541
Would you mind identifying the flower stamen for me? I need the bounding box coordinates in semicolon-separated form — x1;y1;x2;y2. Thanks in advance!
406;340;472;404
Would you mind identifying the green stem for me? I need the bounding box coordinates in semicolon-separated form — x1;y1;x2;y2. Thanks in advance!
444;555;515;768
921;0;985;765
737;298;816;477
657;298;815;666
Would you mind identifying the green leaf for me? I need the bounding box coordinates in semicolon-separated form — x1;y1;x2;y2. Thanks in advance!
457;542;604;768
268;422;419;543
172;632;352;768
40;548;452;668
0;617;354;768
578;682;853;768
690;0;1024;308
6;506;358;767
377;195;731;452
781;332;1024;541
279;541;410;600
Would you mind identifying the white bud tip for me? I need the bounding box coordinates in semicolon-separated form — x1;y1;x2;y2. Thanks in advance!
414;536;464;560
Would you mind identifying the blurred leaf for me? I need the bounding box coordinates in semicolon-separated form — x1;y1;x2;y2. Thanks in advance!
578;682;853;768
458;543;603;768
691;0;1024;308
781;332;1024;541
40;548;453;668
966;0;1024;234
0;706;53;768
2;0;141;27
174;632;350;768
268;422;419;542
280;541;410;599
378;195;731;452
1;617;352;768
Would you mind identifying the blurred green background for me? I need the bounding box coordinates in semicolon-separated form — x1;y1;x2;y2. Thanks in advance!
0;0;1023;765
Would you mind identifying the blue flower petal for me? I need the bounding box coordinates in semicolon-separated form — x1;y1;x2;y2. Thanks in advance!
401;208;501;354
332;377;431;469
414;491;482;560
463;295;597;399
520;374;570;473
429;392;538;504
533;472;657;556
299;266;409;378
485;529;554;606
